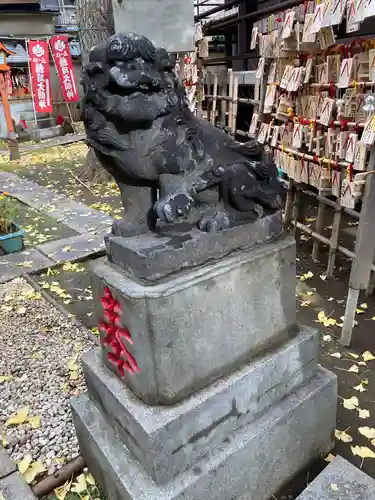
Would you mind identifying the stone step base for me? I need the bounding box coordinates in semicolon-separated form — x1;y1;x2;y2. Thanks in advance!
296;455;375;499
71;367;337;500
81;326;319;485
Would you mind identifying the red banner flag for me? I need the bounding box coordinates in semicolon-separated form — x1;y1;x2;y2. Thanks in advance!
28;40;52;113
50;35;79;103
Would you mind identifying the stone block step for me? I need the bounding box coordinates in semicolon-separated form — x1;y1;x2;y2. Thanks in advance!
71;367;337;500
81;326;319;485
0;249;54;284
296;455;375;499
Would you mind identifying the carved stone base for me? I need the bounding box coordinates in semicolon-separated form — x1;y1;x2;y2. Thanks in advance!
105;211;283;283
72;363;336;500
90;237;296;405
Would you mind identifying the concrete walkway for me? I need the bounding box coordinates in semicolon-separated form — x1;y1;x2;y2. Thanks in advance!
0;171;113;283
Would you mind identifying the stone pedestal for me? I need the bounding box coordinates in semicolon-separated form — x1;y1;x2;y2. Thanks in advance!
72;234;337;500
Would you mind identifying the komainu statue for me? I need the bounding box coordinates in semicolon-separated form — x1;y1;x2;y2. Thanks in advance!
82;33;283;236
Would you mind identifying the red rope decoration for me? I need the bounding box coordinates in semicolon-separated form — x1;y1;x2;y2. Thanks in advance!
99;287;140;377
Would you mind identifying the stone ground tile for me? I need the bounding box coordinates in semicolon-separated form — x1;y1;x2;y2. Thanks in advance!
0;450;16;479
0;249;54;284
37;228;109;263
296;455;375;499
0;472;37;499
0;172;113;234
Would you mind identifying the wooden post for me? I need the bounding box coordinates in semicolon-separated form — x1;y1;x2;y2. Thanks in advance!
327;203;342;277
231;75;239;137
219;68;227;129
211;73;218;126
292;186;302;245
341;145;375;346
206;71;212;122
283;179;295;230
312;193;326;261
228;70;234;132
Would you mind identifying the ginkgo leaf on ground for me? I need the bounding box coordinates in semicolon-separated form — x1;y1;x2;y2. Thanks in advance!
361;303;368;309
359;427;375;439
28;416;41;429
23;460;46;484
354;383;367;392
349;353;359;359
18;454;32;474
86;473;96;486
320;274;327;281
323;335;332;342
306;291;314;296
343;396;359;410
348;365;359;373
330;484;339;491
71;474;87;494
363;351;375;362
351;446;375;459
335;429;353;443
330;352;342;358
300;271;314;281
317;311;337;327
324;453;336;462
54;479;72;500
0;375;12;383
67;359;78;371
7;407;29;426
70;371;79;381
358;409;370;419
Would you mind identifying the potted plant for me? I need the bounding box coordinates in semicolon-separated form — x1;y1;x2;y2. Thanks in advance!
0;191;25;254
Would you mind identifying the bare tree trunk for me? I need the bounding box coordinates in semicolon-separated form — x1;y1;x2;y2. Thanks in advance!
76;0;114;182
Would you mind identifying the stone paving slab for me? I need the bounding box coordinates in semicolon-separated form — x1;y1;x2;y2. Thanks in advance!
37;228;109;263
0;249;54;284
296;455;375;499
0;450;16;478
0;472;37;500
0;133;85;156
0;450;37;500
0;171;113;234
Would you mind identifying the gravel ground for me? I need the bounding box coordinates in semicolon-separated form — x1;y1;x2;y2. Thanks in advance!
0;277;96;476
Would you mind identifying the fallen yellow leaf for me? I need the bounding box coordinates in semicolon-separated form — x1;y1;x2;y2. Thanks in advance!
351;445;375;459
323;335;332;342
330;352;342;358
343;396;359;410
359;427;375;439
349;353;359;359
68;360;79;371
348;365;359;373
354;383;367;393
18;454;33;474
7;407;29;426
358;409;370;419
330;484;339;491
363;351;375;362
320;274;327;281
306;291;314;296
0;376;12;383
86;473;96;486
324;453;336;462
16;307;26;315
70;371;79;381
361;303;368;310
71;474;87;494
28;416;41;429
23;460;46;484
335;429;353;443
